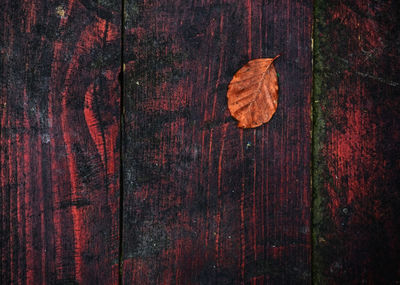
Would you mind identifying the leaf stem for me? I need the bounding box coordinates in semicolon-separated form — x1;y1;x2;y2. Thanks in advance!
272;54;281;62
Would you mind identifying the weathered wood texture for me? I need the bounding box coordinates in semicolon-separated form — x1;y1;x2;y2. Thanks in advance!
122;0;312;283
313;0;400;283
0;0;121;284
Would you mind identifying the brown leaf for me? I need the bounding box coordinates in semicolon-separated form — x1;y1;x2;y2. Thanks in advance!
227;55;280;128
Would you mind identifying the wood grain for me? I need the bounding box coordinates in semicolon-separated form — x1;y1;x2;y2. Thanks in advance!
122;0;312;283
0;0;121;283
313;0;400;283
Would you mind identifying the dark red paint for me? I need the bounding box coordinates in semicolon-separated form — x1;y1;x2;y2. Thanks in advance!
3;0;398;284
122;0;312;284
313;0;400;283
0;0;121;284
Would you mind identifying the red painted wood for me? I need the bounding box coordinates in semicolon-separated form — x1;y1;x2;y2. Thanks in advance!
0;0;121;283
313;0;400;283
122;0;312;283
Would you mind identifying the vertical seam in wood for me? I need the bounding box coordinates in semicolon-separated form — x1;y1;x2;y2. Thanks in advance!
118;0;125;283
311;0;316;283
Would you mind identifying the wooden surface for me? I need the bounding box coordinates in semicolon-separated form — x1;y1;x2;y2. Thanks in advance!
0;0;121;284
122;0;312;284
313;0;400;283
2;0;400;284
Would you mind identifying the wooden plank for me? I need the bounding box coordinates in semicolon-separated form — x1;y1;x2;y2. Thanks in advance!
122;0;312;283
313;0;400;283
0;0;121;283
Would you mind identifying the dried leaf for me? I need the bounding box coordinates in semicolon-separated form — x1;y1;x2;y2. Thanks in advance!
227;55;280;128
